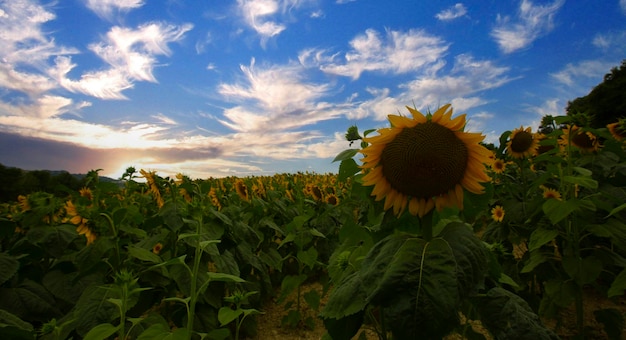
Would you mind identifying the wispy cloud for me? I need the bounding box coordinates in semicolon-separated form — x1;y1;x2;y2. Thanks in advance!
236;0;316;45
621;0;626;14
301;28;449;79
435;3;467;21
0;0;78;97
550;60;614;87
217;58;343;132
491;0;564;54
397;54;511;115
83;0;145;20
51;22;193;99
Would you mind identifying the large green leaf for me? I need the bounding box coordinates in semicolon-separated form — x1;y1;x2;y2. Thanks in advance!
474;287;559;340
322;233;462;339
439;222;489;297
83;323;120;340
562;255;603;285
588;219;626;250
0;308;33;334
542;199;580;224
528;228;559;252
608;268;626;298
377;238;460;339
0;252;19;286
0;280;60;319
73;285;119;337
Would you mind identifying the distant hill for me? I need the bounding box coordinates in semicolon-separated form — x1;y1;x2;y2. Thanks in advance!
0;163;122;202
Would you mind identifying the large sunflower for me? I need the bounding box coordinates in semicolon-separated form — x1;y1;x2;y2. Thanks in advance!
360;104;491;217
506;126;540;158
558;125;600;152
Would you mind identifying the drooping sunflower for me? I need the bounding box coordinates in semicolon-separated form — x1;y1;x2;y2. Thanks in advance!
506;126;540;158
607;119;626;141
491;205;505;222
558;125;600;152
234;179;249;201
140;169;165;208
360;104;492;217
65;200;96;245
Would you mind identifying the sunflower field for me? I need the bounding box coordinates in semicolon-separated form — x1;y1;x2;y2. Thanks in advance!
1;106;626;340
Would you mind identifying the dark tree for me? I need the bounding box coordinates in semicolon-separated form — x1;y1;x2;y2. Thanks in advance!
566;60;626;128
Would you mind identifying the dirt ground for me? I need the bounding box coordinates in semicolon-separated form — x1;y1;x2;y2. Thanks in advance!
248;283;626;340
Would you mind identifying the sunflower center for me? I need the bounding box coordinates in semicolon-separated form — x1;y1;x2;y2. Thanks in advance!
380;121;468;199
571;131;594;149
510;131;533;152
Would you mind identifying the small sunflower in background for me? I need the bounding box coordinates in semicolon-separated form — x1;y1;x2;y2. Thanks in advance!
491;205;505;222
559;125;600;152
607;119;626;141
491;158;507;174
506;126;539;158
152;242;163;255
542;186;562;201
360;104;492;217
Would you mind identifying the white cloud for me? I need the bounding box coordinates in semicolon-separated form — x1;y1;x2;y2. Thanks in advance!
491;0;564;54
399;54;511;112
435;3;467;21
217;58;343;132
237;0;286;44
52;22;193;99
83;0;145;20
592;30;626;50
303;28;449;79
550;60;614;87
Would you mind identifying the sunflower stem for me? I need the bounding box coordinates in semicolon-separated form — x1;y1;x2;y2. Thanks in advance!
420;211;433;241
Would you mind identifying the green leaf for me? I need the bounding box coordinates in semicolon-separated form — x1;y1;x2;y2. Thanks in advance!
308;227;326;238
563;175;598;189
542;199;580;224
563;256;603;285
332;149;359;163
0;308;33;332
277;274;307;304
83;323;120;340
217;307;242;326
0;252;20;286
521;251;548;273
528;228;559;252
304;290;321;311
588;219;626;250
439;222;489;296
297;247;318;270
572;166;592;176
608;268;626;298
73;285;119;337
606;202;626;218
206;272;246;283
127;245;162;263
338;158;360;182
474;287;558;339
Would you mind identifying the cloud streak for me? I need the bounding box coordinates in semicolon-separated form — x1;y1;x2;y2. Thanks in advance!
491;0;564;53
435;3;467;21
51;22;193;100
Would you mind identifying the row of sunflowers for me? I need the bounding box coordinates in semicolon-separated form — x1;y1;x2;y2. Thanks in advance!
1;105;626;339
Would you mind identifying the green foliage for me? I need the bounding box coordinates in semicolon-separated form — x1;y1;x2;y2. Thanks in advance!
566;59;626;128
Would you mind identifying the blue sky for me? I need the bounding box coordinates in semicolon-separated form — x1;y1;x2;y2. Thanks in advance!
1;0;625;179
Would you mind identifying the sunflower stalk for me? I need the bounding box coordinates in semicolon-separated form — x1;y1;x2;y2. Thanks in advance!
420;211;433;241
